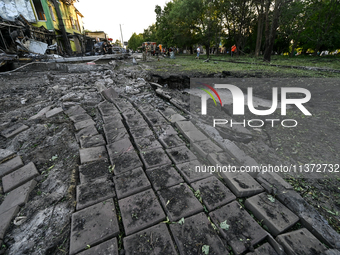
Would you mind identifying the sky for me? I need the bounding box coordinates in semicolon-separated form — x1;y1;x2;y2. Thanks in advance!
74;0;169;43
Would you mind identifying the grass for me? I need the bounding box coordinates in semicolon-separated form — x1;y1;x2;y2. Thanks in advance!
143;54;340;78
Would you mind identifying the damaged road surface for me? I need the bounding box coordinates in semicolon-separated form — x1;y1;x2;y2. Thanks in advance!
0;56;340;255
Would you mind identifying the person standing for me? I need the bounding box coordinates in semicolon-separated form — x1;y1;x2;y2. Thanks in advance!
196;46;200;59
231;44;237;57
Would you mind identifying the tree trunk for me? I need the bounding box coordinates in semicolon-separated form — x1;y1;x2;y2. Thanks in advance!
205;44;210;58
255;0;264;57
51;0;72;56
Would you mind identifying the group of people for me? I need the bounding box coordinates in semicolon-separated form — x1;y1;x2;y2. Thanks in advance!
195;44;237;59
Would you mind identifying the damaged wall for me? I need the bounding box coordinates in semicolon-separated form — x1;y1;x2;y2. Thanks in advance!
0;0;36;22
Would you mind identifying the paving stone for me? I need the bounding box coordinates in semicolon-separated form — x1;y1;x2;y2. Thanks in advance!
158;183;203;221
159;133;186;149
79;159;111;184
1;124;29;138
65;105;86;116
122;108;141;120
2;162;39;193
324;250;340;255
76;179;115;211
77;238;118;255
125;116;149;129
98;101;119;116
175;120;197;133
175;160;211;183
209;201;267;255
69;199;119;255
103;126;129;144
124;223;177;255
28;106;51;120
192;139;224;158
0;156;23;178
130;127;154;142
168;113;186;123
69;114;91;123
183;129;208;143
0;206;19;240
256;172;293;194
75;125;98;142
166;146;197;165
109;150;143;175
140;148;172;169
106;138;133;157
153;125;177;137
207;152;240;169
113;167;151;199
221;172;264;197
143;111;169;126
245;192;299;236
191;176;236;211
101;87;119;103
46;107;63;118
0;149;15;162
79;134;106;148
276;228;326;255
114;98;134;112
159;107;178;120
119;189;165;235
74;119;96;131
146;164;184;191
169;212;228;255
135;135;162;152
102;113;125;125
0;180;36;215
79;146;108;164
246;243;278;255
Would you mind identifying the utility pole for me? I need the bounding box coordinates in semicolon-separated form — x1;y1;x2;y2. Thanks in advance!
51;0;72;56
120;24;124;48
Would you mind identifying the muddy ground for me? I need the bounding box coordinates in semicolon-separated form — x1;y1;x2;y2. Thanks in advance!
0;54;339;254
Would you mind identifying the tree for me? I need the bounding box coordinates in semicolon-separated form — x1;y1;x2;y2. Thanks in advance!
114;39;122;47
127;33;144;50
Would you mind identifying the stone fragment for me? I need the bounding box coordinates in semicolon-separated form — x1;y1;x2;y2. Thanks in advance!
0;156;23;178
0;149;14;162
1;124;29;138
101;88;119;103
69;114;91;123
2;162;39;193
46;107;63;118
28;106;51;120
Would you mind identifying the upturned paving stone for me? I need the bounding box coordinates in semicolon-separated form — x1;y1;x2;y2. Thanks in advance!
74;119;96;131
76;179;115;210
114;98;134;112
69;199;119;255
101;87;119;103
153;125;177;137
143;111;169;126
0;205;19;239
2;162;39;193
0;149;15;162
166;146;197;165
79;134;106;148
0;180;36;215
135;135;162;151
0;156;23;178
77;238;118;255
221;172;264;197
119;189;166;235
183;129;208;143
159;133;186;149
124;223;177;255
65;105;86;116
46;107;63;118
28;106;51;120
79;146;108;164
158;183;203;221
69;114;91;123
175;120;198;133
175;160;211;183
191;176;236;211
168;113;186;123
103;126;129;144
246;243;278;255
79;159;110;184
245;192;299;236
193;139;224;158
129;127;154;142
276;228;326;255
209;201;268;255
98;101;120;116
1;124;29;138
146;164;184;191
256;172;293;194
124;116;149;129
169;212;228;255
113;167;151;199
108;150;143;175
139;148;172;169
75;125;98;142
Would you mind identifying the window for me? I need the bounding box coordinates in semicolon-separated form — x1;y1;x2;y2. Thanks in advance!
32;0;46;21
49;6;56;21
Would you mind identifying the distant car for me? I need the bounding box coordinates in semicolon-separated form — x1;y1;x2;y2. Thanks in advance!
112;47;122;54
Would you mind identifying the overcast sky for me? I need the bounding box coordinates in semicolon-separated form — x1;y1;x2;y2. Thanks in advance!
74;0;169;43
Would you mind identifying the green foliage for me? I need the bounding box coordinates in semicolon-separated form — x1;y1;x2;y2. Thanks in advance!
127;33;144;50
